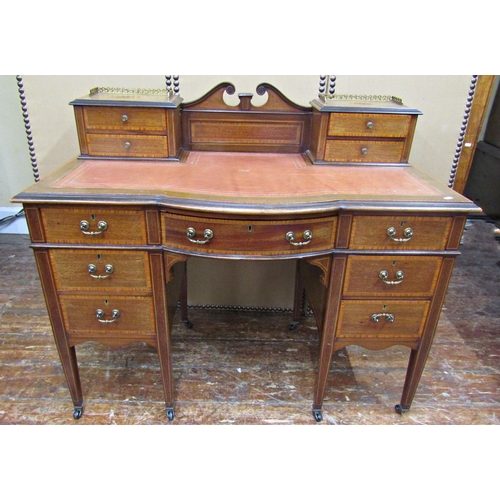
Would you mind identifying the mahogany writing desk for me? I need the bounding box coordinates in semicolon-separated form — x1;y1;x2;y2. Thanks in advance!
13;83;479;422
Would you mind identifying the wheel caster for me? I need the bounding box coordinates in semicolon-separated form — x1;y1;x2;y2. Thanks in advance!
73;406;83;420
313;409;323;422
395;404;409;415
289;321;299;331
166;408;175;421
182;320;193;329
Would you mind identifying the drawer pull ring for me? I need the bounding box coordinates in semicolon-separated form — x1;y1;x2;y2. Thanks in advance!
124;141;131;149
386;227;413;242
366;121;374;129
95;309;120;323
80;220;108;235
122;114;128;122
379;269;405;285
285;230;313;246
186;227;214;244
87;263;114;279
371;313;395;323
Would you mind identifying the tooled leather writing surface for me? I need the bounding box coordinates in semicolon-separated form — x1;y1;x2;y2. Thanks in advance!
52;152;442;202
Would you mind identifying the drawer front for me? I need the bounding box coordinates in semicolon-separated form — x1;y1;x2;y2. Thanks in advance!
41;207;147;245
349;216;452;250
328;113;411;137
343;256;442;297
83;106;167;133
162;214;337;255
86;134;168;158
50;249;151;292
336;300;430;342
60;296;155;335
324;139;404;163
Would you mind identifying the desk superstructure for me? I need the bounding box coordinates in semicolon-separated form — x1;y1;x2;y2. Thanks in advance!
13;82;479;422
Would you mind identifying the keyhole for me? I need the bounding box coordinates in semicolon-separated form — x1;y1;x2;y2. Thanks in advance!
392;260;397;266
248;226;253;232
399;221;406;227
104;299;109;305
97;254;101;260
91;214;96;221
383;304;387;310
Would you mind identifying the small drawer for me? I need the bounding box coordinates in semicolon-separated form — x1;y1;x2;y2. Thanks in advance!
327;113;411;137
41;207;147;245
49;249;151;292
60;295;155;336
336;300;430;342
162;214;337;255
349;216;452;250
83;106;167;133
343;256;442;298
325;139;404;163
86;134;168;158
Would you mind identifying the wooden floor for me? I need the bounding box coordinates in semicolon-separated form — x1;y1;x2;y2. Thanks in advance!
1;219;499;425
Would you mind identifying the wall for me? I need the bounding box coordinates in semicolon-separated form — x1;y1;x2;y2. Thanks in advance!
0;75;476;308
0;76;36;232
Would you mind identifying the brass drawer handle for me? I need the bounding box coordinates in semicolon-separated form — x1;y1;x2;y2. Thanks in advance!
285;230;313;246
186;227;214;245
371;313;395;323
366;121;374;129
80;220;108;235
95;309;120;323
379;269;405;285
122;114;128;122
124;141;131;149
386;227;413;242
87;263;114;279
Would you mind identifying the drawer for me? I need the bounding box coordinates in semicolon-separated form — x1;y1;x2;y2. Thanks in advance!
49;249;151;292
86;134;168;158
41;207;147;245
343;256;442;297
162;214;337;255
60;295;155;336
325;139;404;163
349;216;452;250
336;300;430;342
327;113;411;137
83;106;167;133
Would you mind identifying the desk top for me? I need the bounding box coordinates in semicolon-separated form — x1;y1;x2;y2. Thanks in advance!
13;152;479;215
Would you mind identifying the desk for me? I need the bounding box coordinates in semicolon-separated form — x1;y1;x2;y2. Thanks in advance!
13;83;479;422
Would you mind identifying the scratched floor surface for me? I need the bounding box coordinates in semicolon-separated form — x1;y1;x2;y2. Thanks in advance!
0;219;499;425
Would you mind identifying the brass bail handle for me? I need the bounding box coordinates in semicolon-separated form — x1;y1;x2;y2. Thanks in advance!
285;230;313;246
80;220;108;235
379;269;405;285
88;263;114;279
371;313;395;323
386;226;413;242
186;227;214;245
95;309;120;323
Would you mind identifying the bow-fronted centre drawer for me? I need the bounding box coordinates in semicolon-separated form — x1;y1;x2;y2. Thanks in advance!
40;207;147;245
162;213;337;255
349;215;453;250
